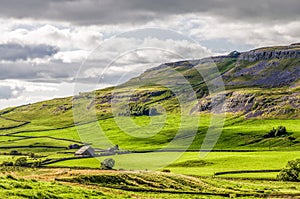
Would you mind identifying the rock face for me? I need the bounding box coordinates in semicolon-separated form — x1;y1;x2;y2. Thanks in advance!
224;60;300;88
196;91;300;118
221;44;300;88
238;47;300;62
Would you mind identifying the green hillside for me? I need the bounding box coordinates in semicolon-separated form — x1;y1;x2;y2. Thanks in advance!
0;44;299;164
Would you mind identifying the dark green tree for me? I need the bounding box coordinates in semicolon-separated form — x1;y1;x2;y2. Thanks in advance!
101;158;115;170
277;159;300;182
14;157;28;167
264;126;288;138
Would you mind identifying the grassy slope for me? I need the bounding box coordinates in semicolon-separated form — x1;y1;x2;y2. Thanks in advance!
0;168;299;199
0;175;106;199
0;113;298;154
0;45;298;169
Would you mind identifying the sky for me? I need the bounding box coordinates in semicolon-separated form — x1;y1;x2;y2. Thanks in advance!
1;0;300;109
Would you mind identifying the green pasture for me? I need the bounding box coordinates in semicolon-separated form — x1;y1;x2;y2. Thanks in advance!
48;151;299;178
0;113;298;157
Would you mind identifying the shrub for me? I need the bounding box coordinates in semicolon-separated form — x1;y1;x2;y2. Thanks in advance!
28;152;35;158
31;161;41;168
101;158;115;170
161;169;171;173
10;150;21;155
277;159;300;182
0;161;14;166
14;157;28;167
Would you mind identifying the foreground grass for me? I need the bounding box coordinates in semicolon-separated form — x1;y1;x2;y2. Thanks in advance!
0;175;106;199
0;168;299;199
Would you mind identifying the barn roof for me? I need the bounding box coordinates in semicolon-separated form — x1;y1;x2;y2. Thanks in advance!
75;145;94;155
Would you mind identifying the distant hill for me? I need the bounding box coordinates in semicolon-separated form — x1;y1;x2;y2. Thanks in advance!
115;43;300;119
1;43;300;123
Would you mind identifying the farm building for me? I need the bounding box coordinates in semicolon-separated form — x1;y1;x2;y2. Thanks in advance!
74;145;95;157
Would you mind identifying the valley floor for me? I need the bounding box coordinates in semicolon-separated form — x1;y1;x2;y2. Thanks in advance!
0;108;299;198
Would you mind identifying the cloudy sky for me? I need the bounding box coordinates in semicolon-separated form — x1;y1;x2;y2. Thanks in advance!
1;0;300;109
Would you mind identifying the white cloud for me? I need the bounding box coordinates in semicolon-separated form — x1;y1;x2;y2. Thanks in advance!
78;36;211;84
183;15;300;48
53;50;89;63
0;20;103;50
0;10;300;108
0;80;68;109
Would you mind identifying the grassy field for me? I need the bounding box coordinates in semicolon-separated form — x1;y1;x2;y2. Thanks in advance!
1;114;298;153
0;113;298;175
48;151;299;178
0;168;298;199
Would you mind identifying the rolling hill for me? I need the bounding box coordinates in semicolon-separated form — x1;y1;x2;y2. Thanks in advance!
0;43;299;155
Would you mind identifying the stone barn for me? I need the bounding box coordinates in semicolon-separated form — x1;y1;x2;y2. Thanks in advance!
74;145;95;157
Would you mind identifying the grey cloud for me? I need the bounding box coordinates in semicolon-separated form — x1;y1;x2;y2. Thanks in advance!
0;61;78;82
0;34;209;86
0;0;299;25
0;85;24;99
0;59;139;86
0;43;59;61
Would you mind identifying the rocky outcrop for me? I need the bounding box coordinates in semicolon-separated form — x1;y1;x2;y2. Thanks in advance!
238;46;300;62
196;91;300;118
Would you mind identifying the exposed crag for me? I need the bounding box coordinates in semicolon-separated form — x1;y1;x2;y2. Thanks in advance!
238;44;300;62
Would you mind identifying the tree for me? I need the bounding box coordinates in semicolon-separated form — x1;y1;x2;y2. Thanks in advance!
277;159;300;182
275;126;287;137
10;150;20;155
28;152;35;158
101;158;115;170
264;126;288;138
14;157;28;167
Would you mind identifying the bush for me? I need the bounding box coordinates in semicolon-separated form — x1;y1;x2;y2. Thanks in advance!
31;161;41;168
0;161;14;166
14;157;28;167
101;158;115;170
277;159;300;182
28;152;35;158
161;169;171;173
10;150;21;155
